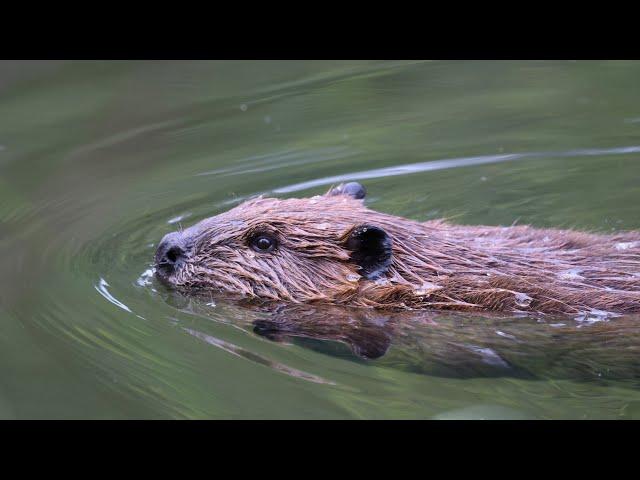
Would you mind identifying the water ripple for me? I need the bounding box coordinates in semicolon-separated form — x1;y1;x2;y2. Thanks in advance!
95;277;133;313
274;145;640;194
183;327;336;385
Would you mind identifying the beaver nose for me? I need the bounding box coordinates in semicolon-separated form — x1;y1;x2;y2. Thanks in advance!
155;232;187;275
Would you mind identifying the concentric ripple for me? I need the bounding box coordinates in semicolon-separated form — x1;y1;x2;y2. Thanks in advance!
2;60;640;419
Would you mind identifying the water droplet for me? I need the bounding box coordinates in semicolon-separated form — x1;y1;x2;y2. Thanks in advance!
240;104;248;112
413;281;441;296
374;278;389;286
206;301;216;307
346;273;360;282
480;176;488;182
246;250;256;259
264;115;272;124
574;308;620;324
514;292;532;308
558;268;584;281
615;241;638;251
136;268;155;287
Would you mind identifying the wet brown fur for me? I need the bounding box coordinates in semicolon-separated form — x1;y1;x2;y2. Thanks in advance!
164;188;640;316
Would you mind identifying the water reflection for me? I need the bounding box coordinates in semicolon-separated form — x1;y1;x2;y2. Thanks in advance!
3;60;640;418
236;302;640;382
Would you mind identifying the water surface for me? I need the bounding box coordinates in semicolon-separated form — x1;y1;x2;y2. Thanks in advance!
1;60;640;419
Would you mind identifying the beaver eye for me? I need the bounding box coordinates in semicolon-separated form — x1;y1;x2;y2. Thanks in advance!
251;234;277;253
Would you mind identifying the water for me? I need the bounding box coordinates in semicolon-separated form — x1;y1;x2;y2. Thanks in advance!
1;60;640;419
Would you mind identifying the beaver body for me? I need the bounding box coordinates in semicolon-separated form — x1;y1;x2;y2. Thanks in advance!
155;183;640;315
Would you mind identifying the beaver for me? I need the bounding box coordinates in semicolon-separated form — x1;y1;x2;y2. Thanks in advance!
155;182;640;316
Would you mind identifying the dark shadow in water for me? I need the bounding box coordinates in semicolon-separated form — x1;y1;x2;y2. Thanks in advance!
247;303;640;383
162;288;640;384
253;307;393;361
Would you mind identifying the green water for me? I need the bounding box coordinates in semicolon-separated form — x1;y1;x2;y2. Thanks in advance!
1;60;640;419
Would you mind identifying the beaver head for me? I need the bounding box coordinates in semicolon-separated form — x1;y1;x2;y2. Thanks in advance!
155;183;399;304
155;182;640;314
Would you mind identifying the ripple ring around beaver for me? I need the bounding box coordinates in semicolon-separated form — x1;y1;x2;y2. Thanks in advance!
154;182;640;316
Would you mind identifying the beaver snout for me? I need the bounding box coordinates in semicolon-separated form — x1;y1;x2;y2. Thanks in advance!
155;231;189;279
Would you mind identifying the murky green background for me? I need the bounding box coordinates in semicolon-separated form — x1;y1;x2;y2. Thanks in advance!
1;60;640;419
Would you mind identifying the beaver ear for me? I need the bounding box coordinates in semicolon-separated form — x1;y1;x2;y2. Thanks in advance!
326;182;366;199
344;225;393;280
